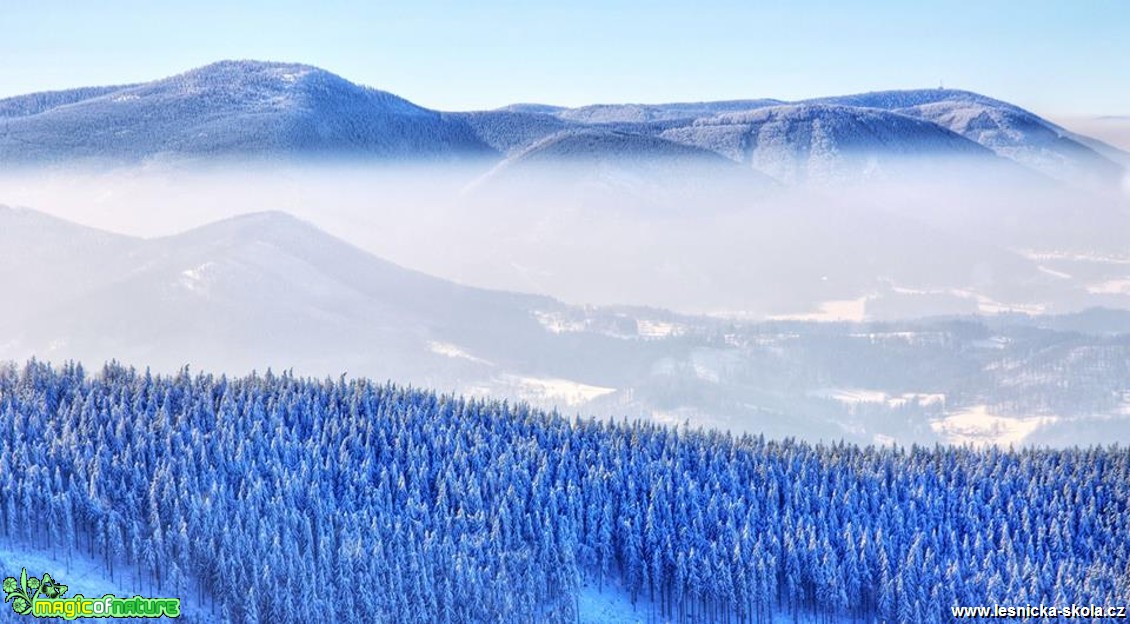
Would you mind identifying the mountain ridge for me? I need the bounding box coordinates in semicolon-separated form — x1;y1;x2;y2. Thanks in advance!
0;60;1125;191
0;205;565;386
0;60;497;163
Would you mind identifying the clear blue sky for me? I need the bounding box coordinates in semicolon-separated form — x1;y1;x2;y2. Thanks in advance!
1;0;1127;115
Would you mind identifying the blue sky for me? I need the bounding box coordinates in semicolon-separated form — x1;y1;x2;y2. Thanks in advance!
1;0;1127;115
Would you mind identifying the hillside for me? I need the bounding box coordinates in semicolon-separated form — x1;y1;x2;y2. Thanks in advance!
659;103;1013;184
550;99;784;123
0;60;495;163
0;206;141;330
806;89;1128;190
469;128;776;206
899;100;1125;189
0;363;1126;622
452;110;575;155
0;208;561;386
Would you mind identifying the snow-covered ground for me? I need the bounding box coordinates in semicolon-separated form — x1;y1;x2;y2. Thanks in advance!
0;539;208;622
509;376;617;406
0;544;125;607
578;577;846;623
465;374;618;408
1037;265;1072;279
178;261;217;295
1018;250;1130;265
848;330;942;344
636;320;685;339
427;340;492;365
578;579;652;624
810;387;945;408
886;282;1053;315
533;311;685;340
534;310;588;334
1086;279;1130;295
930;405;1058;446
768;297;869;322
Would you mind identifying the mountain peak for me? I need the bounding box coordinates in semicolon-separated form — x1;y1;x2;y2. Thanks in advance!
187;59;319;73
805;88;1015;112
170;210;323;245
170;59;345;90
146;59;375;106
0;60;495;163
515;128;733;163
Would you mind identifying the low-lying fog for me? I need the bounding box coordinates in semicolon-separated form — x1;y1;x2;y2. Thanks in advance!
2;158;1127;446
2;159;1126;319
1056;116;1130;152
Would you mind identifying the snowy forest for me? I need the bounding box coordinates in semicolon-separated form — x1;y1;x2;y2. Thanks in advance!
1;361;1128;622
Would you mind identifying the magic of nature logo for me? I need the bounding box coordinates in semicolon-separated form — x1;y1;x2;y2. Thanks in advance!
4;568;180;619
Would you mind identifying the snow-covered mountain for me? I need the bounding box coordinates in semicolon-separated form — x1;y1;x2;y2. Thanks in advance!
658;103;1014;184
0;208;562;384
503;128;741;164
549;99;784;123
0;206;142;329
0;84;139;118
452;109;575;155
901;100;1124;189
802;89;1128;190
1057;116;1130;157
492;100;783;124
495;90;1127;190
804;88;1006;110
0;60;495;163
1;61;1124;191
465;128;776;216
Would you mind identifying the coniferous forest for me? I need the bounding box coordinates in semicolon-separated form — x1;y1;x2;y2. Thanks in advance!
2;361;1129;622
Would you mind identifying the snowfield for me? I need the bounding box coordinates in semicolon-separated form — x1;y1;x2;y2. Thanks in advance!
930;405;1059;446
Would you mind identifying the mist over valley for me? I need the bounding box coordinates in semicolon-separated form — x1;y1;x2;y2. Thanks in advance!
1;63;1127;448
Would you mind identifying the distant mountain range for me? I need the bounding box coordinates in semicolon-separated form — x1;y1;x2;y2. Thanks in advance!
1;60;1125;192
2;204;1128;446
0;205;560;385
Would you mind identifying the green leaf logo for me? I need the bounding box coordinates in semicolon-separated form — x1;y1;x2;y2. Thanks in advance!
3;567;68;615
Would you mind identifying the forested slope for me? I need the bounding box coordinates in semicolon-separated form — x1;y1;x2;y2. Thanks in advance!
1;362;1127;622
